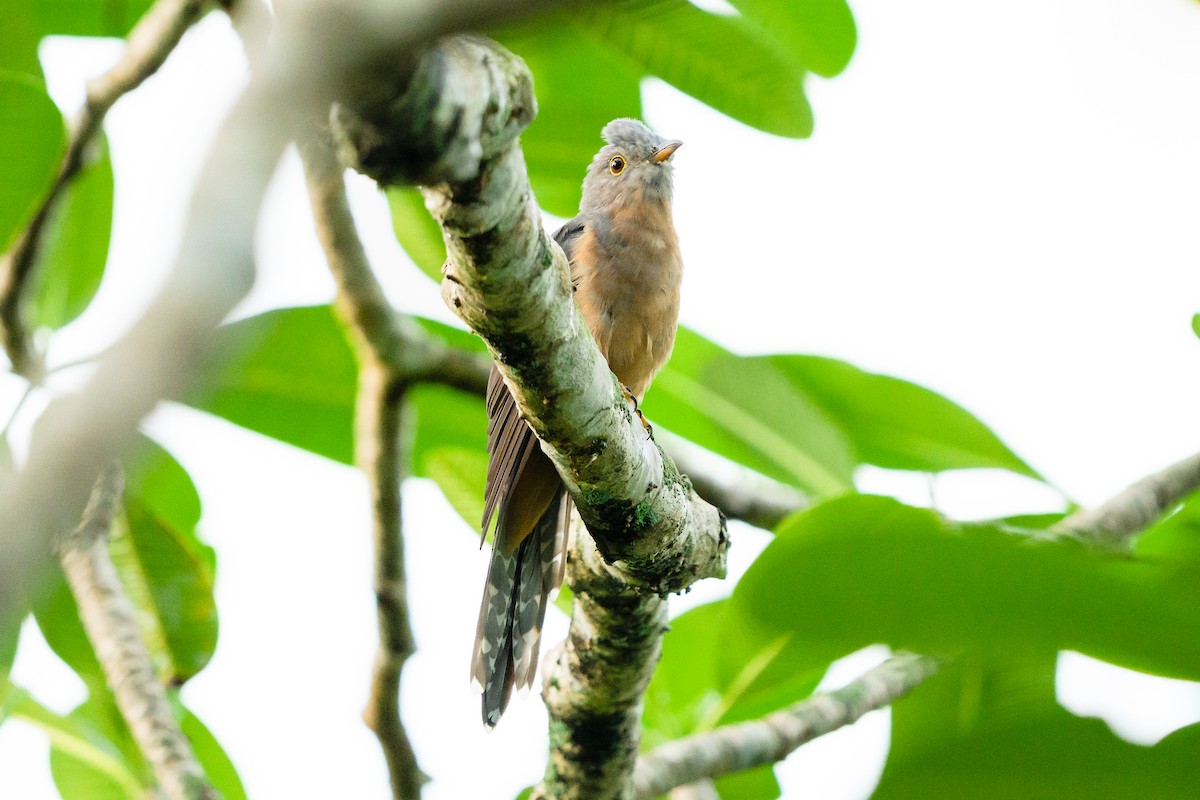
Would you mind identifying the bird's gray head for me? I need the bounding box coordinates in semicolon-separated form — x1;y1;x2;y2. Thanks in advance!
580;118;682;213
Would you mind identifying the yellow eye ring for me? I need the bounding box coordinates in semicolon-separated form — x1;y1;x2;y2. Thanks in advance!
608;155;626;175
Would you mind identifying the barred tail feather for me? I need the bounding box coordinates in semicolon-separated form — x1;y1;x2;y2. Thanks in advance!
473;490;568;727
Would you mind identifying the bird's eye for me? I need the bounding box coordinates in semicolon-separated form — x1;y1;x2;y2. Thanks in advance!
609;155;626;175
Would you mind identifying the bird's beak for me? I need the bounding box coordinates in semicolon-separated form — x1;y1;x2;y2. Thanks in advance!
652;140;683;163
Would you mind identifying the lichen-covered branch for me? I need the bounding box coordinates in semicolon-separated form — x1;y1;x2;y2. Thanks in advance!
1051;450;1200;549
0;0;209;380
632;653;937;799
57;465;218;800
329;33;727;800
300;130;425;799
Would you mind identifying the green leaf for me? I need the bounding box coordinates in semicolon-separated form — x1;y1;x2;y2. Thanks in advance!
0;73;65;252
0;4;44;78
121;437;217;683
876;654;1200;799
714;764;781;800
646;328;855;495
729;0;856;78
643;600;828;748
32;438;217;687
1191;313;1199;340
497;24;643;217
422;447;487;532
49;691;241;800
32;563;105;688
576;0;812;138
386;187;446;282
735;495;1200;681
1136;492;1200;563
3;685;143;798
30;133;114;330
190;304;359;464
28;0;157;38
410;383;488;530
179;703;247;800
767;355;1038;478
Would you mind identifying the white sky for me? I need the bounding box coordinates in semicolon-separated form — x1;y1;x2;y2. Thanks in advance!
4;0;1200;797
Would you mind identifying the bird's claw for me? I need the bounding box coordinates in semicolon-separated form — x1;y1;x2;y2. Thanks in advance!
622;384;654;440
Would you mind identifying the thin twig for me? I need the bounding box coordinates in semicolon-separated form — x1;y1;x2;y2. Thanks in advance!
632;653;938;799
0;0;209;379
300;130;424;798
57;465;219;800
1051;450;1200;549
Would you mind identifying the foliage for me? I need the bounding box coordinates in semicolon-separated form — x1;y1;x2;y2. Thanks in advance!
2;0;1197;799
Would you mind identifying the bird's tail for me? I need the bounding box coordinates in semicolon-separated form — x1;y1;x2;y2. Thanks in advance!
472;490;571;727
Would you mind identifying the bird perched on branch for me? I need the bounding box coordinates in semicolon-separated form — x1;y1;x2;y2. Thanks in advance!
472;118;684;727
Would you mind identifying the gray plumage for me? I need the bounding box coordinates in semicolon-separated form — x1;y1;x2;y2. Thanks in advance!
472;118;683;727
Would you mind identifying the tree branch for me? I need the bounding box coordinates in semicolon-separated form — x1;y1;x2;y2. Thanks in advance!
632;653;937;799
57;465;218;800
0;0;210;380
1051;450;1200;549
300;130;425;800
329;33;728;799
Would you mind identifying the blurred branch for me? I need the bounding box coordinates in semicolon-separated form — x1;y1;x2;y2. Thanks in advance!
0;0;210;380
632;653;937;799
667;780;720;800
57;465;218;800
300;130;425;799
658;430;808;530
0;0;565;629
1051;450;1200;549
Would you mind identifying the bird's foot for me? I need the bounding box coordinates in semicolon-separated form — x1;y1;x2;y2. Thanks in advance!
622;385;654;439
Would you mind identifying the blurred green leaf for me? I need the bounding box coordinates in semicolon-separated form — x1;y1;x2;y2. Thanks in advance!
32;563;105;688
191;305;358;464
422;447;487;531
497;25;643;217
32;438;216;687
3;684;143;798
644;600;829;748
121;438;217;683
410;383;488;530
386;187;446;282
29;0;156;38
30;133;114;330
1136;492;1200;563
768;355;1038;478
179;702;247;800
1;4;44;78
50;691;241;800
578;0;812;138
715;764;781;800
0;73;65;251
647;328;855;495
50;693;151;800
876;655;1200;799
1191;313;1199;340
736;495;1200;682
730;0;856;77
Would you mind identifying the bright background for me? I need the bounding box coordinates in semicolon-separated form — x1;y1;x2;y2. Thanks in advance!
4;0;1200;797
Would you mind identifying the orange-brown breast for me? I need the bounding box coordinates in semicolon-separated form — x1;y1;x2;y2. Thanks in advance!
572;200;682;399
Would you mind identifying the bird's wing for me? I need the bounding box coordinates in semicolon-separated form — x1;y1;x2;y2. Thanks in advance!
480;215;587;548
474;216;585;725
